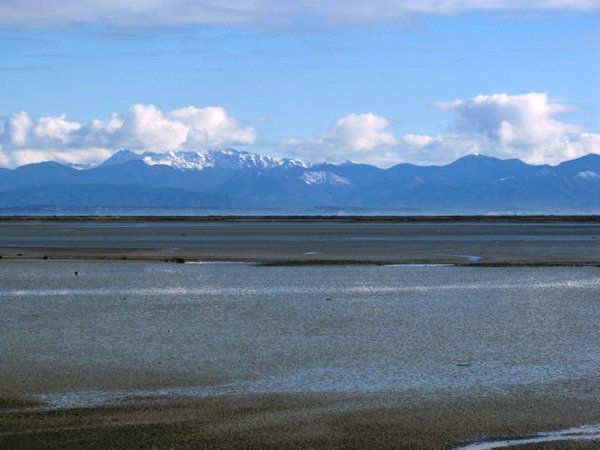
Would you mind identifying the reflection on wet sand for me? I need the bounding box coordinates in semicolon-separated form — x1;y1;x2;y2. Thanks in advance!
1;219;600;448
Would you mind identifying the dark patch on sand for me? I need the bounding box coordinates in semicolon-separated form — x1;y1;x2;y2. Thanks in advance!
1;393;599;449
0;396;44;410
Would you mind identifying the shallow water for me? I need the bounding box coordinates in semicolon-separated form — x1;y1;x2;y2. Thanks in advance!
455;423;600;449
1;261;599;408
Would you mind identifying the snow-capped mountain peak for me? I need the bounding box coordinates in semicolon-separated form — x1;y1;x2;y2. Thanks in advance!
101;148;310;171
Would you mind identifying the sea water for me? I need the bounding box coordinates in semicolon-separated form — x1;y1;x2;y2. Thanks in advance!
1;261;599;409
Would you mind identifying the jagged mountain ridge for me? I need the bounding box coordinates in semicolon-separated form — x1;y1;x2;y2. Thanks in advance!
1;149;599;213
101;148;309;171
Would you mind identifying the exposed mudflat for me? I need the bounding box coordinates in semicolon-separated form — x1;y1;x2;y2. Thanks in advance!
1;218;599;448
0;218;599;265
2;390;600;449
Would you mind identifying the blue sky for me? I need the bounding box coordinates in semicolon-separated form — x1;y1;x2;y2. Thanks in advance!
0;1;599;167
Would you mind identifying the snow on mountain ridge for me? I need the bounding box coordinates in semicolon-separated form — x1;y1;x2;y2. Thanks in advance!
102;148;310;171
300;171;351;186
576;171;600;179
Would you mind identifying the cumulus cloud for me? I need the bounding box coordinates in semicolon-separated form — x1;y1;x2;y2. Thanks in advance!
413;92;600;165
284;113;399;166
0;1;597;27
0;104;255;167
1;93;598;168
283;93;600;167
171;106;256;147
327;114;397;151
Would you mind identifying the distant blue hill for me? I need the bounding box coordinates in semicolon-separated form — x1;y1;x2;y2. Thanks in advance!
1;149;599;214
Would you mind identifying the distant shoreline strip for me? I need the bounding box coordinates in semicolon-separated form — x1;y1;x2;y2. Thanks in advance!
0;215;599;223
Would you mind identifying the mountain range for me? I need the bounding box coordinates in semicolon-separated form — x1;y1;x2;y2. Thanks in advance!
1;148;599;214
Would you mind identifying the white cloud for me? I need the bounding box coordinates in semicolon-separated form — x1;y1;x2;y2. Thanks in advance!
1;93;598;168
5;111;32;146
283;93;600;167
331;114;397;151
284;113;399;166
422;92;600;164
4;111;84;151
7;148;114;169
402;134;437;149
117;104;189;151
0;104;256;167
34;115;82;144
0;1;597;27
0;147;9;168
171;106;256;147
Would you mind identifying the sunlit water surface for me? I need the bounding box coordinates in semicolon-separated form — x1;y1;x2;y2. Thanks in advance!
1;261;599;409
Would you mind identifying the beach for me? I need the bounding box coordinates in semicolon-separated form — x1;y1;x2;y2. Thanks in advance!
1;218;599;448
2;390;600;449
0;217;599;265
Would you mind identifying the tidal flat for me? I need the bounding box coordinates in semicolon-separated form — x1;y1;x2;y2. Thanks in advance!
1;218;599;448
0;217;599;265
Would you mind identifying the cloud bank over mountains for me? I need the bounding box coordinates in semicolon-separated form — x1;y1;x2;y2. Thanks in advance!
0;105;256;167
1;1;597;27
284;92;600;166
406;93;600;165
283;113;399;167
1;93;598;168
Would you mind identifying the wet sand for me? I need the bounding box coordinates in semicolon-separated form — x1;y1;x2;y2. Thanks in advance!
1;218;599;448
2;389;600;449
0;217;599;265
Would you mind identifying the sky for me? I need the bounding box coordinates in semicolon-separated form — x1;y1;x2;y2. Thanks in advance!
0;1;599;168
